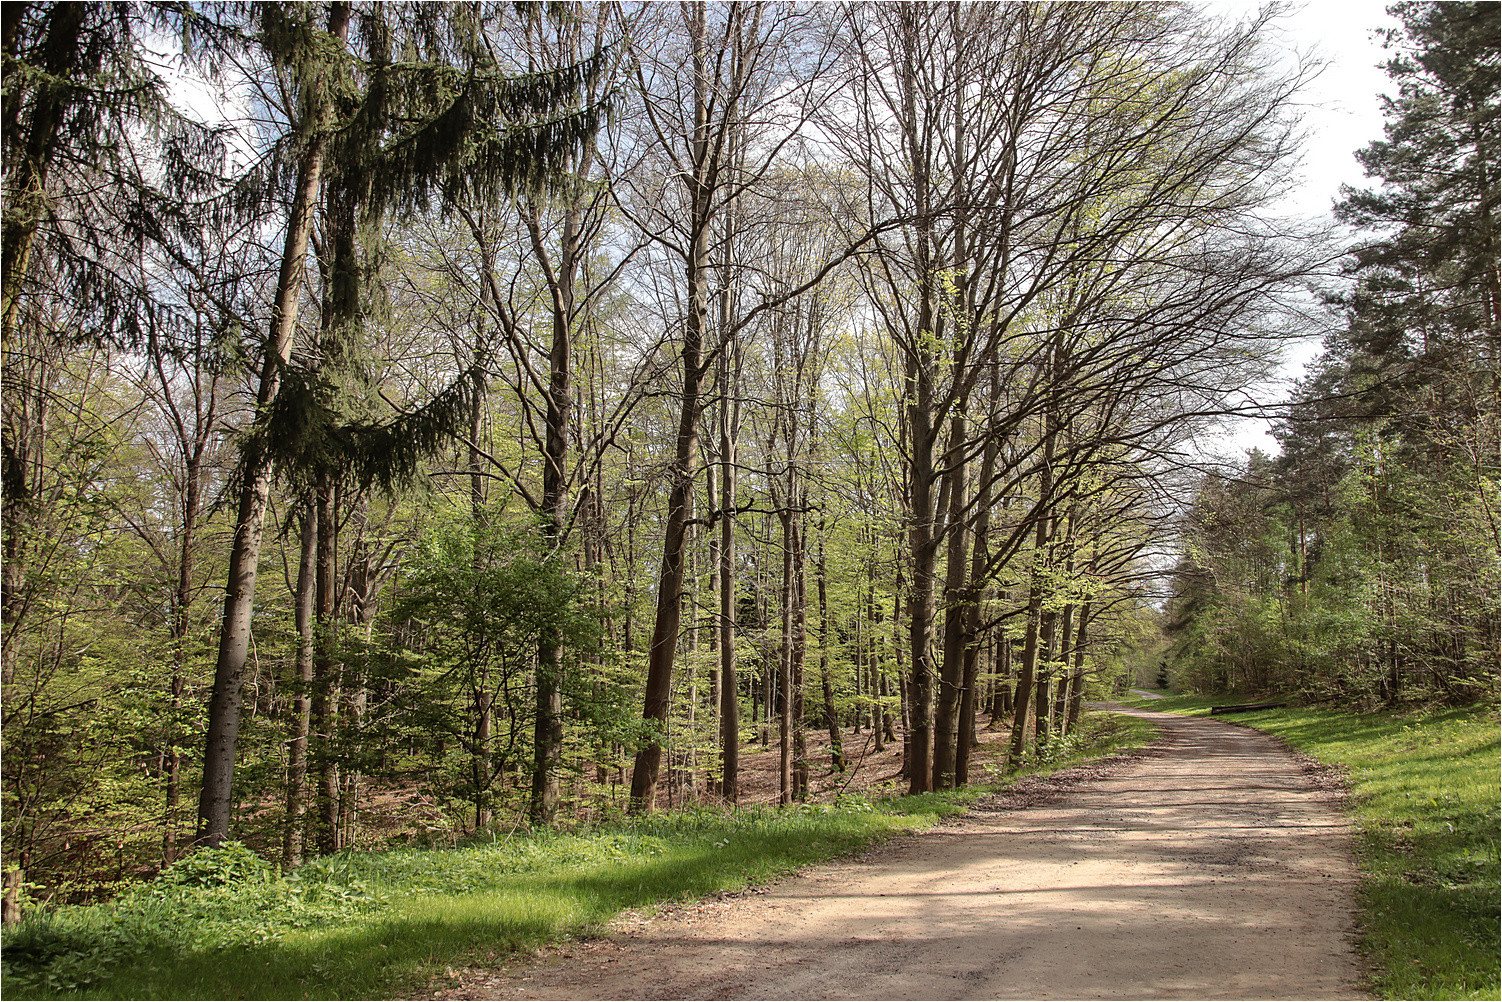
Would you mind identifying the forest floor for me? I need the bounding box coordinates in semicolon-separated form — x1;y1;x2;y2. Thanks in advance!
431;704;1369;1001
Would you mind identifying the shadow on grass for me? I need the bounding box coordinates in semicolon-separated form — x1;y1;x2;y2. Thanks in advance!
0;718;1164;1002
54;820;920;1001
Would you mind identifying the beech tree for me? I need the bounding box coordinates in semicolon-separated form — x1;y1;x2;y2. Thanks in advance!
830;1;1316;787
614;0;853;811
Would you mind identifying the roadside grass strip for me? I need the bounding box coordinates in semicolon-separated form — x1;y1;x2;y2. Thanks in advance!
1120;692;1501;1001
1;715;1150;1000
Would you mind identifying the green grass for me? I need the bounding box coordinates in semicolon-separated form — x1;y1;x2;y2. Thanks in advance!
2;714;1151;1000
1118;691;1500;1000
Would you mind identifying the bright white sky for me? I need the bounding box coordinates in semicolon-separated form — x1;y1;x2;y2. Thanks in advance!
1200;0;1401;458
1221;0;1401;216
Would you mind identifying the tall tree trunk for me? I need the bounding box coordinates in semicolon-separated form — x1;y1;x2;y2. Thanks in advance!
196;2;350;846
311;472;341;855
932;407;969;789
778;507;793;804
1054;604;1074;736
955;409;999;786
465;347;493;831
1008;339;1060;769
1064;600;1090;736
891;584;905;765
718;340;740;803
1052;531;1077;738
1033;600;1058;752
629;1;712;812
792;513;809;800
933;89;974;791
281;501;316;867
905;406;938;794
1008;505;1054;767
894;4;941;796
705;456;720;793
817;528;843;772
528;194;578;824
871;585;887;752
162;449;202;864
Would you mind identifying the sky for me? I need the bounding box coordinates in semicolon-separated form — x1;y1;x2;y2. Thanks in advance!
1199;0;1401;458
1228;0;1401;216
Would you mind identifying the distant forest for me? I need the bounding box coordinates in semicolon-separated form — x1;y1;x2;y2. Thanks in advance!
3;0;1496;901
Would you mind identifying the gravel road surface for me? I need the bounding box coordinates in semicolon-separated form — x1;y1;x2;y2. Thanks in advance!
436;705;1367;1001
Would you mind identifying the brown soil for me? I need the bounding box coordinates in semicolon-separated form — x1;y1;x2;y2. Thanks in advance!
431;705;1368;1001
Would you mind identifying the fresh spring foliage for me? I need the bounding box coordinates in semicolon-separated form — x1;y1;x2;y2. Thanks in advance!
1161;3;1499;707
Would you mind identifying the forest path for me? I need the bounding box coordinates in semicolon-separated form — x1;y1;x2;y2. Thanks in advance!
1127;687;1167;700
435;706;1367;1001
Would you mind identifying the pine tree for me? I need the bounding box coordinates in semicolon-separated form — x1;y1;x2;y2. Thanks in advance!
1334;1;1500;448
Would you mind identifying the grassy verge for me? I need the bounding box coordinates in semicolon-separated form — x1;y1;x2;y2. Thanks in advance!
1118;691;1500;1001
2;714;1150;1001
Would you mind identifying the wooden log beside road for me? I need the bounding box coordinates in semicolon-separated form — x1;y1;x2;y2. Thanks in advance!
1209;701;1287;715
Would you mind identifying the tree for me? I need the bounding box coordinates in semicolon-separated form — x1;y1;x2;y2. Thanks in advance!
1163;0;1501;708
197;1;608;846
392;505;603;829
616;0;849;811
832;1;1314;786
2;2;235;690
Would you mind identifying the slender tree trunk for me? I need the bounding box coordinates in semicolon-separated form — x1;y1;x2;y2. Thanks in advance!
792;513;809;800
932;407;970;789
629;2;712;812
1064;600;1090;736
891;584;905;762
905;413;938;795
871;585;887;751
1054;604;1074;736
705;456;720;794
955;419;999;786
1034;601;1057;752
1008;512;1055;768
281;501;316;867
817;528;843;771
311;472;341;855
933;91;974;791
474;679;492;829
529;196;577;825
778;507;793;804
718;341;740;803
1051;522;1077;738
162;448;203;865
1008;340;1060;769
196;1;350;846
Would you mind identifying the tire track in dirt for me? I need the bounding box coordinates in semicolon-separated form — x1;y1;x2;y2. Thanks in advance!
435;706;1367;1001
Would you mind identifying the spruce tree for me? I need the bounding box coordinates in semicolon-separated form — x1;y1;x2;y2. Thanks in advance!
197;0;609;847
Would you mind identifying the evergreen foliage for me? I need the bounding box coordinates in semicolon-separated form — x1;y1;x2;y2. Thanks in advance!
1164;1;1499;707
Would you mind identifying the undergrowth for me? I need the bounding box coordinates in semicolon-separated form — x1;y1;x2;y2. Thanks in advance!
1122;692;1500;1001
1;713;1148;1000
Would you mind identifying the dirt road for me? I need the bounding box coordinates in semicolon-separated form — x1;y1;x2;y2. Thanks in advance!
442;706;1367;1000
